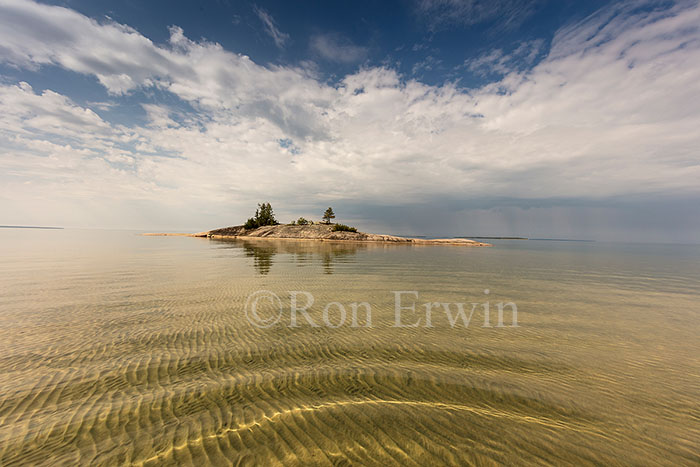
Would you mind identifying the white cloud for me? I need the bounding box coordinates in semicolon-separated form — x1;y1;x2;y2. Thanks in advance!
0;82;110;137
415;0;541;32
411;55;443;77
465;39;544;77
253;5;289;49
310;34;368;63
0;0;699;233
0;0;171;94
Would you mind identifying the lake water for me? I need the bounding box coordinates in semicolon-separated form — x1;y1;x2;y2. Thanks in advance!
0;229;698;465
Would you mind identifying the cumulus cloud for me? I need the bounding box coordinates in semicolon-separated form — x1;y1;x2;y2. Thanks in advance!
0;0;699;236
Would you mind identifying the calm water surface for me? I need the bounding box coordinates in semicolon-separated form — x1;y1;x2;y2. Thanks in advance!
0;229;698;465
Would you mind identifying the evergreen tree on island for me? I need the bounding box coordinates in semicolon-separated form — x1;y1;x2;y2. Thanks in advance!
244;202;278;229
322;207;336;224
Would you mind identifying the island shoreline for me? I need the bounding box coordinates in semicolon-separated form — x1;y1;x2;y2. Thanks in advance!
143;224;491;247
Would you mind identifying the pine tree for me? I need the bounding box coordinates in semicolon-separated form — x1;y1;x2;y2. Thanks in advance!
322;207;336;224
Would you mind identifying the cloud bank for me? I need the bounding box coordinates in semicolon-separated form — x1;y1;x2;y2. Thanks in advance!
0;0;699;239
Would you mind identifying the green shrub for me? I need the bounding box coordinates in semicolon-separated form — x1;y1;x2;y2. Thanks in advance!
332;223;357;232
296;217;309;225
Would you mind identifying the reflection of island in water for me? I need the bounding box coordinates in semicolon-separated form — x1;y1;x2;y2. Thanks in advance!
213;238;366;274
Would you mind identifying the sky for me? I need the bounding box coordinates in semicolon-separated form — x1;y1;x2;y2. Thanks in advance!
0;0;699;242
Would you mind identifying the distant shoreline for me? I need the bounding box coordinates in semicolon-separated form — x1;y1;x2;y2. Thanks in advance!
0;225;63;230
460;236;528;240
461;236;595;242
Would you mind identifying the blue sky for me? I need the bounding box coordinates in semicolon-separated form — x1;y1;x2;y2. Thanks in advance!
1;0;699;242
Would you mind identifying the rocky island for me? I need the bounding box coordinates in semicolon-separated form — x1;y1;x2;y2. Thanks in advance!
144;203;491;246
146;224;490;246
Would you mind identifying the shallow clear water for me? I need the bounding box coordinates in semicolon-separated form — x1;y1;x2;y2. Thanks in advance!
0;229;698;465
